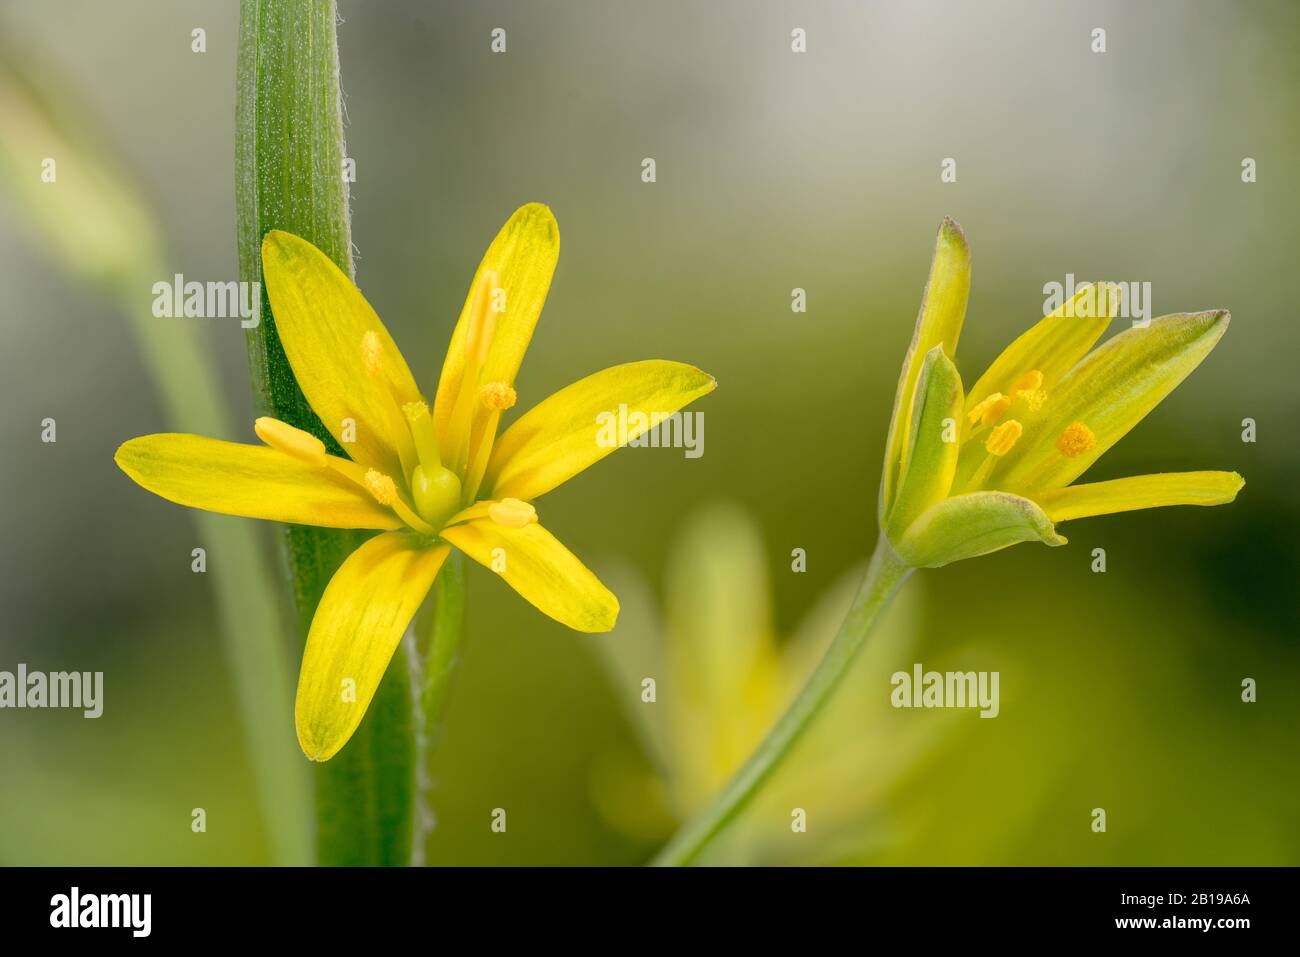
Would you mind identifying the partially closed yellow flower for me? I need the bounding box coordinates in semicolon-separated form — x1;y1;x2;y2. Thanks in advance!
879;218;1242;568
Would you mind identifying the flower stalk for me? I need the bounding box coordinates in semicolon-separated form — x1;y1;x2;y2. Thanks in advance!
236;0;424;865
652;536;912;866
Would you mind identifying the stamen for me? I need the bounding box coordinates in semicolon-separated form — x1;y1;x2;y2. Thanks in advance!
1055;421;1095;458
403;399;442;470
479;381;517;411
984;419;1023;456
363;469;397;505
361;330;382;378
967;393;1010;427
254;417;326;467
488;498;537;528
321;458;435;533
446;270;503;474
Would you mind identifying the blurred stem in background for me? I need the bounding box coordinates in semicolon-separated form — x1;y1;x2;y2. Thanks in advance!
236;0;466;865
653;536;912;865
0;39;311;864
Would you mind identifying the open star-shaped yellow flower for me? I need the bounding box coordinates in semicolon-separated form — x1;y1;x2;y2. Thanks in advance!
880;217;1242;566
116;203;715;760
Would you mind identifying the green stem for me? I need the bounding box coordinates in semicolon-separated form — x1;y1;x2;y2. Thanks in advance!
409;551;467;864
237;0;417;865
651;534;913;866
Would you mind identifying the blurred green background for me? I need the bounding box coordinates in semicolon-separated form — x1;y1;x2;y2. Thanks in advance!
0;0;1296;865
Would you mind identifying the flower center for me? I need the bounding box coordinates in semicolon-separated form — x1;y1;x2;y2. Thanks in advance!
402;399;463;527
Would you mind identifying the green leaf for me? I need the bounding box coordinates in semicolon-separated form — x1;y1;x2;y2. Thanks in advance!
237;0;415;865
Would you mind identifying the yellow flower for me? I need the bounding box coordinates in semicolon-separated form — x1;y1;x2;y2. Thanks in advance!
879;217;1242;567
115;204;715;760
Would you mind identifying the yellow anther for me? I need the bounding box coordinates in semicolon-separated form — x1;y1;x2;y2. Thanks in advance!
984;419;1023;456
361;330;382;377
1055;421;1096;458
363;469;397;505
488;497;537;528
1010;370;1043;394
479;381;517;411
254;417;327;467
967;393;1011;427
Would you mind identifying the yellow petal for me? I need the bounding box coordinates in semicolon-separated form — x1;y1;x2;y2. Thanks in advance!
885;346;964;539
1034;471;1244;523
661;503;778;803
261;230;419;479
441;516;618;632
995;310;1230;493
433;204;560;449
115;433;403;530
881;217;970;517
296;533;449;761
964;282;1121;416
892;490;1065;568
485;360;716;502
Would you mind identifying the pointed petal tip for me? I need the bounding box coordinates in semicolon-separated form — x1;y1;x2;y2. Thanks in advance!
938;215;968;250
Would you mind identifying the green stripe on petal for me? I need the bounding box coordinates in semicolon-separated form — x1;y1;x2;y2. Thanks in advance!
880;218;971;518
994;310;1230;494
1034;470;1244;523
886;346;964;540
892;491;1065;568
296;533;449;762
